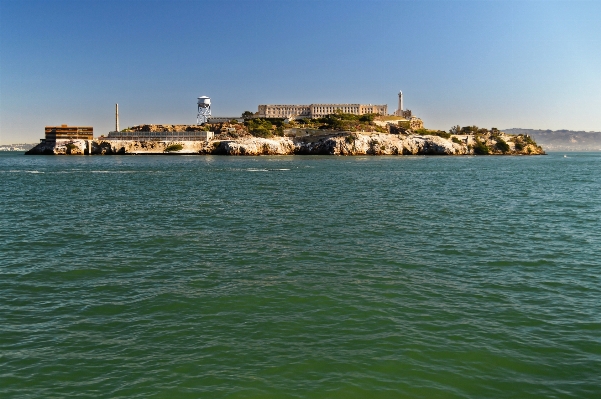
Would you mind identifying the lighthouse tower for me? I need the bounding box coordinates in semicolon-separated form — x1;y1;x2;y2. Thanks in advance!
395;90;403;116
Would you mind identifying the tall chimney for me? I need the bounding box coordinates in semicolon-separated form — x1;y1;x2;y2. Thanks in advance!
115;104;119;132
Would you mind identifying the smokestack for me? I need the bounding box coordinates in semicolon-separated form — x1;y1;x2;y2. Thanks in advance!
115;104;119;132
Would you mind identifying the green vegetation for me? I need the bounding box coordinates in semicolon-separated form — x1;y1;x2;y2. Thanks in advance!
450;125;488;135
241;112;387;135
452;136;463;144
313;112;382;131
241;111;254;119
473;138;490;155
266;111;385;133
514;141;524;151
245;119;274;138
495;137;510;153
358;113;376;122
165;144;183;152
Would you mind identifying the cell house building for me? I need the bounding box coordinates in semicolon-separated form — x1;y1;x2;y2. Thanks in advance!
256;103;388;119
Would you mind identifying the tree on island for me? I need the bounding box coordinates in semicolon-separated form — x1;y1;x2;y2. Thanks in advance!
245;119;273;138
242;111;254;119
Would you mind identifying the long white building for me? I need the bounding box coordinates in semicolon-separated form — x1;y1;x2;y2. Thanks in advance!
256;103;388;119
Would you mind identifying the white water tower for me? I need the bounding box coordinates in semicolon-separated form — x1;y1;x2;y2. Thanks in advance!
197;96;211;124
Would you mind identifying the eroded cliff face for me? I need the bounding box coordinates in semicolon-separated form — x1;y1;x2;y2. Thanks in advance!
208;134;469;156
25;133;545;156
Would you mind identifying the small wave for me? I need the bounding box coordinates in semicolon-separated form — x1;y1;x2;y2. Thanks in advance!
245;168;290;172
3;170;44;173
90;171;138;174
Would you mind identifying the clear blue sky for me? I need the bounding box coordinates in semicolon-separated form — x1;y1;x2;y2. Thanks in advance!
1;0;600;143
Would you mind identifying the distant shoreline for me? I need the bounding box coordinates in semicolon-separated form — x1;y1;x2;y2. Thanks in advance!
503;128;601;151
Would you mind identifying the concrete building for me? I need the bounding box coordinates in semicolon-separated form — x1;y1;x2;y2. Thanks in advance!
44;125;93;141
256;103;388;119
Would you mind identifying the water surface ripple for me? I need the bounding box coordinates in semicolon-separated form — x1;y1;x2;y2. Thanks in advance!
1;152;600;398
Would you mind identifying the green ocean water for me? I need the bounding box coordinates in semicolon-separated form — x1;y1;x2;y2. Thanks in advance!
1;152;600;398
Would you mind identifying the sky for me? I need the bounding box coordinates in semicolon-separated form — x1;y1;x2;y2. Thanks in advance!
0;0;600;144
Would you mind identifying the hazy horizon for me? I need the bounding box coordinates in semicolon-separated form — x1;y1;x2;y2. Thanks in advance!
1;0;600;144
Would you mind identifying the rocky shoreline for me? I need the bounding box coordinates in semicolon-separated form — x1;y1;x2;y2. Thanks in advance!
26;131;545;156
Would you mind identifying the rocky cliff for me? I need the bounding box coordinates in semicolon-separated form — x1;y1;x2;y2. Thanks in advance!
208;133;469;155
25;132;545;156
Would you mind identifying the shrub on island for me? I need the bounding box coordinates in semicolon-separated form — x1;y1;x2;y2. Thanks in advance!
245;119;274;138
165;144;183;152
473;138;490;155
495;138;510;153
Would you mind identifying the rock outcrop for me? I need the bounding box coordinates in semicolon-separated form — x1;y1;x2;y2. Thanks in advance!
206;133;468;156
25;139;91;155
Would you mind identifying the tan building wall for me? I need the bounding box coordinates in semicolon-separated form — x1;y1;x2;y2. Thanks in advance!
257;103;387;119
258;104;311;118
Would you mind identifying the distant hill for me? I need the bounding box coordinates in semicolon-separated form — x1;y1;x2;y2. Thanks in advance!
503;129;601;151
0;143;36;151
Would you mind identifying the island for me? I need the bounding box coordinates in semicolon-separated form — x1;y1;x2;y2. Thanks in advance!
26;113;545;156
